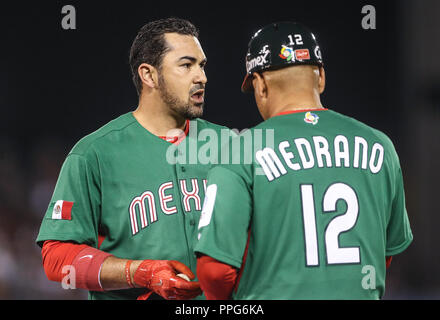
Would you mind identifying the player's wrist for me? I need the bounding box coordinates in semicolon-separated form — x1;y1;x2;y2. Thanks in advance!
128;260;144;288
132;259;157;289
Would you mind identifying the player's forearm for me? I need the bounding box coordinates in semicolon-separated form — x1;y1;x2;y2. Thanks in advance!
42;240;113;291
99;256;143;290
42;240;143;291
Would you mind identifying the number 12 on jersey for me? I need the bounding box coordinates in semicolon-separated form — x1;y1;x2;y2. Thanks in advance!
300;183;360;266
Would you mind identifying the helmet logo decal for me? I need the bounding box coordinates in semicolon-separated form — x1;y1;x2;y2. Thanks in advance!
246;45;270;73
295;49;310;61
304;112;320;125
314;46;322;60
279;45;294;62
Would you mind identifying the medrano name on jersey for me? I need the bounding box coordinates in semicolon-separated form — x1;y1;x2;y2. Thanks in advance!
256;134;384;181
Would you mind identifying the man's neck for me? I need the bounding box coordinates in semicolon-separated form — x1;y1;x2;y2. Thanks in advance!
267;91;323;119
273;102;324;116
133;96;187;137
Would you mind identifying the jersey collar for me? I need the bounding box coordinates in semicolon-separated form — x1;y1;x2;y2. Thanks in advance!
273;108;328;118
158;119;190;145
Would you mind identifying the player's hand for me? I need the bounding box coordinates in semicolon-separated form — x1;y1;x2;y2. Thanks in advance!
133;260;202;300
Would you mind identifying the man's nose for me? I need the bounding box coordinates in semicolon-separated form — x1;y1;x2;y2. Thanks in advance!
194;67;207;85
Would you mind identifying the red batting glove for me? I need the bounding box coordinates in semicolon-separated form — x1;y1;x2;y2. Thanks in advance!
133;260;202;300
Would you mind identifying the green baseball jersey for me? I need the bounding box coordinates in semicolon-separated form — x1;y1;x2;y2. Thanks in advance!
194;108;413;300
36;111;232;300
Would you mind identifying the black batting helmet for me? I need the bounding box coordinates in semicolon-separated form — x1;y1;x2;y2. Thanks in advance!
241;21;324;93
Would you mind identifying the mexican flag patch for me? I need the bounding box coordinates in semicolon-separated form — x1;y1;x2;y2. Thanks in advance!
52;200;73;220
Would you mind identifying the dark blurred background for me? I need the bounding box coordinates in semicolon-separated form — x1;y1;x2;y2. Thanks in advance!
0;0;438;299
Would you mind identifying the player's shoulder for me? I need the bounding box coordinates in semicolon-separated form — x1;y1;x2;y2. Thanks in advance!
328;109;396;148
326;109;401;168
68;112;136;157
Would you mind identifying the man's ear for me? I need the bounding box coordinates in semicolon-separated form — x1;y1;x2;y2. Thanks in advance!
138;63;159;89
318;67;326;94
252;72;268;99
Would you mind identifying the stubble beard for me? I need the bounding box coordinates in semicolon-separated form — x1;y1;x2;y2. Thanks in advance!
158;73;204;120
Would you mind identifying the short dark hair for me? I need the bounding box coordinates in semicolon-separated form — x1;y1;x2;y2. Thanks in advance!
129;17;199;96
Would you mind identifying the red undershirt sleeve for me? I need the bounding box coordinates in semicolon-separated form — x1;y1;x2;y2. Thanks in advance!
386;256;392;269
41;240;89;282
41;240;112;291
196;254;237;300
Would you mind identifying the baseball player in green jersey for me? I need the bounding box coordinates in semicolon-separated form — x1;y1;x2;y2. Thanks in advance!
35;18;232;300
194;21;413;299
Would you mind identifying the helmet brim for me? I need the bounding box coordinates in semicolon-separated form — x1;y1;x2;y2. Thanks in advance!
241;73;254;93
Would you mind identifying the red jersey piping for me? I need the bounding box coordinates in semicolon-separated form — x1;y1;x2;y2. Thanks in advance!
274;108;328;117
158;119;190;145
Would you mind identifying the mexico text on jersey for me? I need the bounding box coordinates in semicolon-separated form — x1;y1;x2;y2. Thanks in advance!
129;178;206;235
